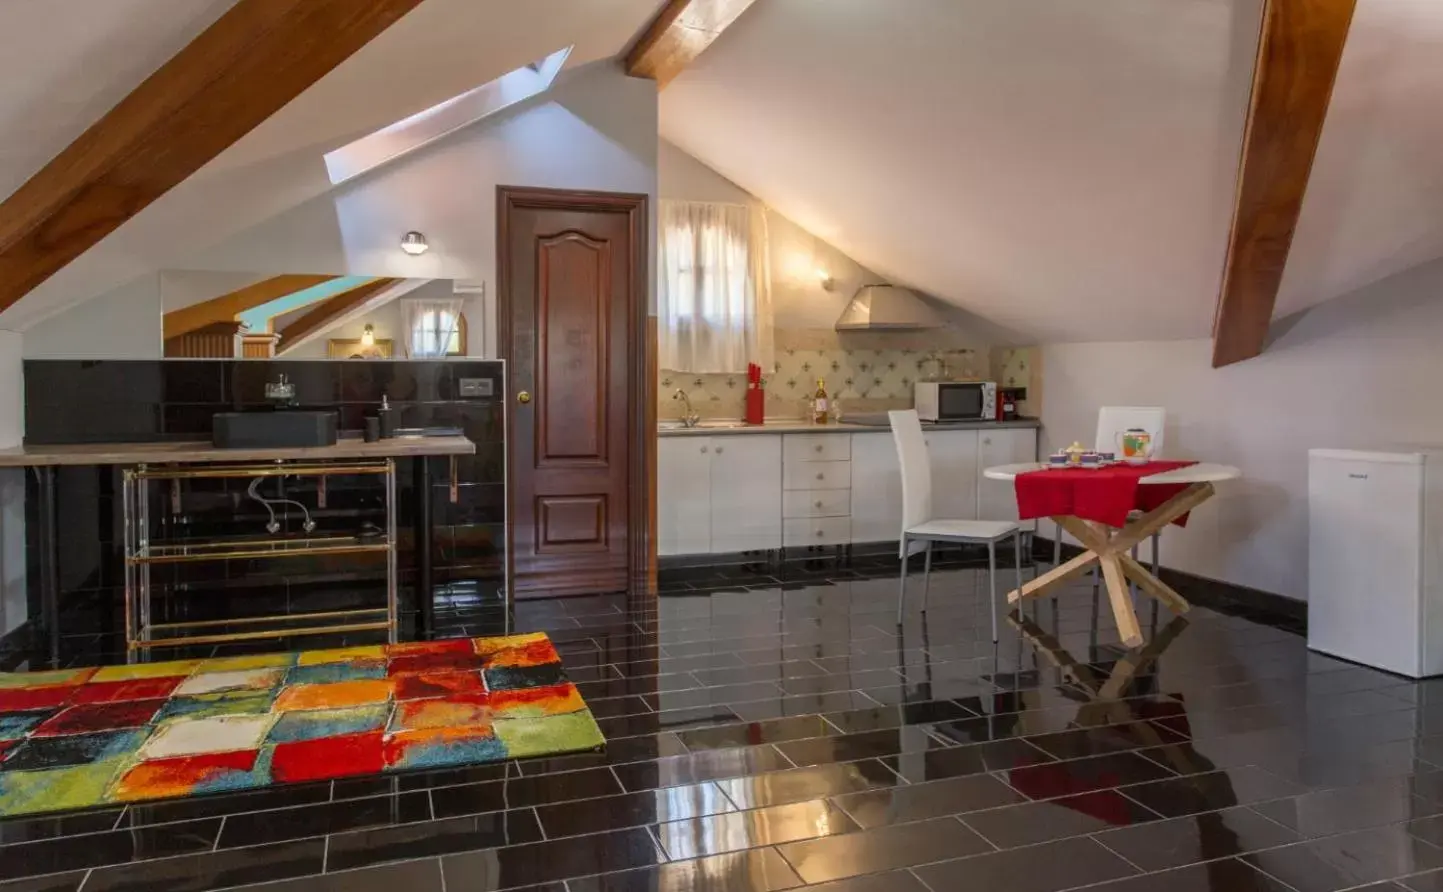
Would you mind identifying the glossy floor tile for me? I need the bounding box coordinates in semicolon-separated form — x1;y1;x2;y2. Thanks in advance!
0;554;1437;892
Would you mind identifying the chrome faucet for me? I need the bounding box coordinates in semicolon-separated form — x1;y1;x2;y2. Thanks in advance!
672;388;701;428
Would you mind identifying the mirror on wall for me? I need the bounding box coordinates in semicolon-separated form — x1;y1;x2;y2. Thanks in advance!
158;271;489;360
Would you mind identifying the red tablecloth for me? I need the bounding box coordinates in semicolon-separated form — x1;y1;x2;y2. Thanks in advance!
1015;460;1198;527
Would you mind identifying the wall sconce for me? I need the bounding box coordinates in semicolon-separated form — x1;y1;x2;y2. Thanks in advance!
400;231;429;255
816;269;835;291
361;324;375;347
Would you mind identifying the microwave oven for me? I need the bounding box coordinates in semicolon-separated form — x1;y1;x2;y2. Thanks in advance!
914;381;997;421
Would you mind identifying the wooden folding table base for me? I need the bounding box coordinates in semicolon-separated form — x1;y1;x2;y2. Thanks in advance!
1006;482;1215;647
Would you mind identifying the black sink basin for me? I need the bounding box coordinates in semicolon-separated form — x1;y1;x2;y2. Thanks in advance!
212;412;338;449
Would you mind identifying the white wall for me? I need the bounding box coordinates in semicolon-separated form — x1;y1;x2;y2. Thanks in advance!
1039;257;1443;601
159;270;270;312
185;61;658;317
0;329;23;635
19;62;657;359
22;274;162;358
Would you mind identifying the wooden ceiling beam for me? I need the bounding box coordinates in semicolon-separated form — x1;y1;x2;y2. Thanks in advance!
626;0;760;89
0;0;424;315
162;274;339;340
1211;0;1357;368
276;278;400;352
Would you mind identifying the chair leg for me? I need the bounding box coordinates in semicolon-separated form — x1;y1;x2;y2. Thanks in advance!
987;539;998;642
897;540;909;625
1007;530;1022;643
922;542;934;613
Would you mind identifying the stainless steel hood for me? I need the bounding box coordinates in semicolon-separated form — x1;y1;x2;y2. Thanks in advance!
835;284;945;331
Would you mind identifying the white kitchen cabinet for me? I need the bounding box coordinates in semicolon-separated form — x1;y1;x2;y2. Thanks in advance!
926;430;979;521
710;436;782;553
850;432;904;543
657;437;714;556
659;426;1037;555
978;428;1038;526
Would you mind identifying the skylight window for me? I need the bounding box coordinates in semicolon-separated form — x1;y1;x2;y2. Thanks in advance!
323;46;573;186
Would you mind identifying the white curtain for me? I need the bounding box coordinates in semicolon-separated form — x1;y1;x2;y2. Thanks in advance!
658;200;773;373
402;297;464;358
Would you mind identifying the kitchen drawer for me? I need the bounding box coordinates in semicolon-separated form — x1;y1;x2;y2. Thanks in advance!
784;488;851;519
784;460;851;490
784;516;852;546
784;434;851;463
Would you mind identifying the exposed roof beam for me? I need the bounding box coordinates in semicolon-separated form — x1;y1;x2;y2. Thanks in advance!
626;0;759;89
276;278;401;352
163;274;339;340
0;0;424;315
1211;0;1357;368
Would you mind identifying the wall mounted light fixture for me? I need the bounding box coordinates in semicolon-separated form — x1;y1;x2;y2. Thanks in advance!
816;269;835;291
361;324;376;347
400;231;429;255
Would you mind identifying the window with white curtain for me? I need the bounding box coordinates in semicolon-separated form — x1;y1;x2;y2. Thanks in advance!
402;297;466;358
658;200;772;373
412;309;463;356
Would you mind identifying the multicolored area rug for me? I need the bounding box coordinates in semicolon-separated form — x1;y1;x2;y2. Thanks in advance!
0;633;604;817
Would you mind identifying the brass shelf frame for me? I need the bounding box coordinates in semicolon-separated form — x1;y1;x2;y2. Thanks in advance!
122;458;399;661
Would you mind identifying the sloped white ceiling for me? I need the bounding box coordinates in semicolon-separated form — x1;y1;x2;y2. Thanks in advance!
661;0;1443;343
0;0;239;202
0;0;667;330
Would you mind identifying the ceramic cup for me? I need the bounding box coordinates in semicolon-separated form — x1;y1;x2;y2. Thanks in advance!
1048;453;1068;467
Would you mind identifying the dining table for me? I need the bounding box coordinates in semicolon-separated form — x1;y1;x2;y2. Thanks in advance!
982;461;1241;647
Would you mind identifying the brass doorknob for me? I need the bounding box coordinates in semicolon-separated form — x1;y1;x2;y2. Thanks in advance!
517;391;531;404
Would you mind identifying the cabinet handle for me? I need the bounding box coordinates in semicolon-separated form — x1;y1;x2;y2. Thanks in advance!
816;529;824;538
700;446;708;453
815;500;823;508
983;437;992;445
814;445;823;453
815;472;824;481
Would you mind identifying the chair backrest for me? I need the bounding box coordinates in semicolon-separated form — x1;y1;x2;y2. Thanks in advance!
1096;406;1166;457
889;410;933;534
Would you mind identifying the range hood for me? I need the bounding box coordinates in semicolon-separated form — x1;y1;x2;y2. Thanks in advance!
835;284;945;331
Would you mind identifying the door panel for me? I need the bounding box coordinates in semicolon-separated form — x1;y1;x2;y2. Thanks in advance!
537;233;608;465
503;188;645;596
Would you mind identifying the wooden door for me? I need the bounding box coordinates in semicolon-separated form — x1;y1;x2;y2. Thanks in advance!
500;186;648;597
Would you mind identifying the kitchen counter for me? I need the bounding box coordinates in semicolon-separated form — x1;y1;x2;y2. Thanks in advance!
657;418;1041;437
0;435;475;467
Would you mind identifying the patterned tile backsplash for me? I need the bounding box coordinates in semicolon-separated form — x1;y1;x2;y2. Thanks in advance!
659;330;1037;420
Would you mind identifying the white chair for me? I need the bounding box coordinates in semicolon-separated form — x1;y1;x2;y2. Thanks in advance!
890;410;1022;639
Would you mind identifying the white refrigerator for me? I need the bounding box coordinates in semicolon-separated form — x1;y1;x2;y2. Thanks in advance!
1308;448;1443;677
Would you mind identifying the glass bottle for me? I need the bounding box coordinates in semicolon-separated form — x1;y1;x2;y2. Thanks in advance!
811;378;830;424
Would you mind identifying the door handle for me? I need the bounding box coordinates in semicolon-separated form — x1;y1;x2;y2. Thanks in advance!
517;391;531;404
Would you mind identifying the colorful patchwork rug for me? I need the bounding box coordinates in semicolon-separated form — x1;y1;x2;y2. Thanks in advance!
0;633;604;817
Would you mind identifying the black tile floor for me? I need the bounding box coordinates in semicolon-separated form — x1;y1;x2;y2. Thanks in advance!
3;551;1441;892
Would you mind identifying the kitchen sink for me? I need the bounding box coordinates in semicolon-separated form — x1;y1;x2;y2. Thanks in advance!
213;411;339;449
658;419;752;431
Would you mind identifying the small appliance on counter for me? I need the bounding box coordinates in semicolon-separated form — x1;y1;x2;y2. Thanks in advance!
745;362;765;425
914;380;996;421
996;387;1025;421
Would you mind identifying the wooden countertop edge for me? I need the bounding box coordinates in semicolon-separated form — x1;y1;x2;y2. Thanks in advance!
0;435;477;467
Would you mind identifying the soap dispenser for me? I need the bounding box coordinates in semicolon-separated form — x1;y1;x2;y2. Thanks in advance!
377;395;396;439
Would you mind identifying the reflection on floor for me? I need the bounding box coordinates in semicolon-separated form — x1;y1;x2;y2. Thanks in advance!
2;555;1440;892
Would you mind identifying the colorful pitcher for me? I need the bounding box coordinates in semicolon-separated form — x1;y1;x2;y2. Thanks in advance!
1116;428;1153;462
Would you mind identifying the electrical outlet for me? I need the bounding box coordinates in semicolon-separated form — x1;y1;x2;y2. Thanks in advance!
459;377;494;398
